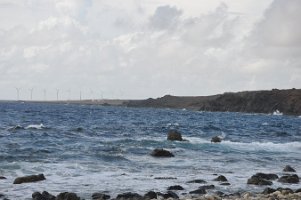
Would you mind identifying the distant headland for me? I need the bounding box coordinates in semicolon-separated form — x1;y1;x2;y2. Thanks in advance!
4;88;301;116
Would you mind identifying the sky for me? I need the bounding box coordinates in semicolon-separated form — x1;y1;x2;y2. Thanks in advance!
0;0;300;100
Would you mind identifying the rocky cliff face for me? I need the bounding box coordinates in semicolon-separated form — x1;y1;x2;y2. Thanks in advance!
125;89;301;115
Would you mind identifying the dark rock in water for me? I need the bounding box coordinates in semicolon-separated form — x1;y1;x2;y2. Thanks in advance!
0;176;6;180
295;188;301;193
277;187;294;194
116;192;142;200
151;148;174;157
167;185;184;190
154;177;177;180
75;127;84;132
199;185;215;190
189;188;206;195
215;191;224;197
220;182;231;186
167;130;183;141
213;175;228;182
13;174;46;184
211;136;222;143
92;193;110;200
187;179;207;184
163;191;179;199
143;191;157;200
262;187;276;195
32;191;55;200
8;125;24;131
247;175;273;185
255;173;278;180
56;192;80;200
283;165;296;172
278;174;300;184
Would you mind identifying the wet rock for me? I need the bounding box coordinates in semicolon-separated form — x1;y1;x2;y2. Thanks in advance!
56;192;80;200
283;165;296;172
189;188;206;195
277;187;294;195
92;193;110;200
151;148;174;157
295;188;301;193
32;191;55;200
215;191;224;197
13;174;46;184
262;187;276;195
187;179;207;184
167;130;183;141
220;182;231;186
255;173;278;180
116;192;142;200
278;174;299;184
211;136;222;143
143;191;157;200
199;185;215;190
247;175;273;185
154;177;177;180
163;191;179;199
167;185;184;190
0;176;6;180
213;175;228;182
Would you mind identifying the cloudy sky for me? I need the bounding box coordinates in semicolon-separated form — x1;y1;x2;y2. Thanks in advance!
0;0;300;100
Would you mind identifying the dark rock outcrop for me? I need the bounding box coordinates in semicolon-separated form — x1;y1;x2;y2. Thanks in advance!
277;187;294;194
167;130;183;141
247;175;273;186
211;136;222;143
262;187;276;195
163;191;179;199
295;188;301;193
220;182;231;186
125;89;301;116
213;175;228;182
116;192;142;200
0;176;6;180
283;165;296;172
92;193;110;200
143;191;157;200
199;185;215;190
32;191;55;200
187;179;207;184
13;174;46;184
278;174;300;184
151;148;174;157
167;185;184;190
189;188;207;195
56;192;80;200
254;173;278;180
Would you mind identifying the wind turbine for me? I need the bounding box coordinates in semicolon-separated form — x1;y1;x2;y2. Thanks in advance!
56;89;59;101
43;89;47;101
67;89;71;101
29;88;34;101
15;87;21;101
79;90;82;101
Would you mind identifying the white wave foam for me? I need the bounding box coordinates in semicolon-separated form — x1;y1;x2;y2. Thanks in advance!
273;110;283;116
25;123;46;130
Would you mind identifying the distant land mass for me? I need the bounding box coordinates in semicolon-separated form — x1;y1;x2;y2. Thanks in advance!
125;88;301;116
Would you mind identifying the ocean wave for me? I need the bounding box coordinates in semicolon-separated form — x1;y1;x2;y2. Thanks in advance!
25;123;46;130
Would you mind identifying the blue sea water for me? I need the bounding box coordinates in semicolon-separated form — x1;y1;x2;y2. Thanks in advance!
0;102;300;199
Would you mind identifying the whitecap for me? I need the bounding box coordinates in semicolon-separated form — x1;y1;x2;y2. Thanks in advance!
272;110;283;116
262;122;269;126
25;123;46;130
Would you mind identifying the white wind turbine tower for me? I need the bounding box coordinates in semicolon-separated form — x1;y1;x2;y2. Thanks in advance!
56;89;59;101
29;88;34;101
15;87;21;101
67;89;71;101
43;89;47;101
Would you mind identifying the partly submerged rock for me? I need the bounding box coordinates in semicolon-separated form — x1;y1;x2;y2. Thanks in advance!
56;192;80;200
13;174;46;184
151;148;174;157
32;191;55;200
262;187;276;195
278;174;300;184
143;191;157;200
211;136;222;143
167;130;183;141
247;175;273;186
167;185;184;190
283;165;296;172
213;175;228;182
255;173;278;180
92;192;110;200
0;176;6;180
187;179;207;184
116;192;142;200
189;188;207;195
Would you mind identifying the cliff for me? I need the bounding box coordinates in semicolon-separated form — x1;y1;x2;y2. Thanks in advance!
125;89;301;115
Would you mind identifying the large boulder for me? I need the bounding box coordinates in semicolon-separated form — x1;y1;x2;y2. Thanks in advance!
283;165;296;172
213;175;228;182
278;174;299;184
211;136;222;143
167;130;183;141
56;192;80;200
143;191;157;200
13;174;46;184
247;175;273;186
151;148;174;157
254;173;278;180
32;191;55;200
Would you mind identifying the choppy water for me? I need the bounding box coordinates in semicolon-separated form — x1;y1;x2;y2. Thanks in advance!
0;102;300;199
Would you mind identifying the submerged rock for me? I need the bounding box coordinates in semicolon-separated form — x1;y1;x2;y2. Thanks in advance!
278;174;300;184
283;165;296;172
247;174;273;185
151;148;174;157
13;174;46;184
32;191;55;200
56;192;80;200
187;179;207;184
211;136;222;143
167;185;184;190
167;130;183;141
213;175;228;182
92;193;110;200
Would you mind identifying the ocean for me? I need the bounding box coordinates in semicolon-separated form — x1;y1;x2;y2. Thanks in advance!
0;102;300;199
